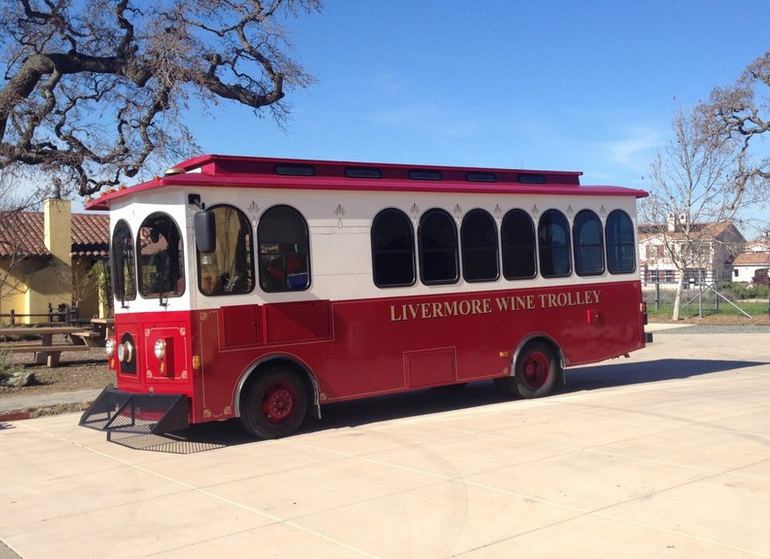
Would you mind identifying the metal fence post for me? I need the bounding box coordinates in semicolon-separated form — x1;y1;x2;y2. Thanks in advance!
698;269;703;318
655;277;660;312
9;309;15;326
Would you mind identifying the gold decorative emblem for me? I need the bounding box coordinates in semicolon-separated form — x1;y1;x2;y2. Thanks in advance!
335;204;345;228
180;327;186;336
224;406;233;415
203;409;212;418
453;203;463;220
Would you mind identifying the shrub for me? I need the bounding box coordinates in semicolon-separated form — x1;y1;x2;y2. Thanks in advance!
0;351;21;383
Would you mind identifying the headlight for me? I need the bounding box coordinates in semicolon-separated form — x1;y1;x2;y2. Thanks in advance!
118;340;133;363
104;338;116;356
154;339;167;360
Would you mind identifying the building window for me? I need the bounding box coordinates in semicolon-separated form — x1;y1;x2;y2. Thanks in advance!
606;210;636;274
573;210;605;276
371;208;415;287
197;205;254;296
501;209;537;280
111;219;136;302
418;209;459;285
258;205;310;292
461;209;499;282
137;213;185;298
538;210;572;278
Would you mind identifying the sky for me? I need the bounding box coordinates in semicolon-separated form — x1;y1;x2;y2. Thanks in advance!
182;1;770;191
65;1;770;233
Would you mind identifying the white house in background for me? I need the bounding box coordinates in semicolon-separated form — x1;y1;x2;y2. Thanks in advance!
732;238;770;283
638;214;745;286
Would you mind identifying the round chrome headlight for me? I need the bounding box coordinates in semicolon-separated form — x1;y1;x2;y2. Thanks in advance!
117;340;133;363
104;338;116;356
154;339;167;360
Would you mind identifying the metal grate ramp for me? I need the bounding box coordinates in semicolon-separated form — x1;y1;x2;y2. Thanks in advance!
79;385;189;436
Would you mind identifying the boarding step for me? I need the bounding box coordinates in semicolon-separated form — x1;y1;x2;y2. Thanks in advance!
79;385;189;436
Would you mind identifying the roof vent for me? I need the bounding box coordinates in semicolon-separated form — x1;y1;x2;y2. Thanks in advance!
517;173;546;184
466;172;497;182
408;169;442;181
345;166;383;179
274;164;315;176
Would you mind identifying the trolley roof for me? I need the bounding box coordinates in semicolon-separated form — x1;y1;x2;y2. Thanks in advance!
85;154;648;210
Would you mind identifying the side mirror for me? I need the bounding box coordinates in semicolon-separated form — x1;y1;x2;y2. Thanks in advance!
194;210;216;253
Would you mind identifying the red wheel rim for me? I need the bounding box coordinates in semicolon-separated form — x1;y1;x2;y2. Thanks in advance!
521;351;550;390
261;382;296;424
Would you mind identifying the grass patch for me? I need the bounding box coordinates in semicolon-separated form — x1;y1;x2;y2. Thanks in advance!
649;301;770;320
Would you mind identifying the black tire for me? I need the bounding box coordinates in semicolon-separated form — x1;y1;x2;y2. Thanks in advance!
240;367;308;439
495;341;559;399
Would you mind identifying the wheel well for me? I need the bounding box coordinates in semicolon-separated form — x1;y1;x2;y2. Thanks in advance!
236;357;320;419
514;336;566;385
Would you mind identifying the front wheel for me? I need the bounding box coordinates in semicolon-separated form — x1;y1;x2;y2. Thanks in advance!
240;368;308;439
496;341;559;399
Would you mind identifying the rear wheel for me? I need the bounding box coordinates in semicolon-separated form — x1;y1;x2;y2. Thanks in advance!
240;368;308;439
496;341;559;399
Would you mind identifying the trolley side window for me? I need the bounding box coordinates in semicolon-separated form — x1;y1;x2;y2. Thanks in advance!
606;209;636;274
111;219;136;301
461;209;499;282
538;209;572;278
197;205;255;296
501;209;537;280
258;205;311;292
418;209;459;285
573;210;605;276
371;208;416;287
137;213;185;297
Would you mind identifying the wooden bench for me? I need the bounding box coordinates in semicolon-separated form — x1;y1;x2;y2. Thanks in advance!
0;326;95;367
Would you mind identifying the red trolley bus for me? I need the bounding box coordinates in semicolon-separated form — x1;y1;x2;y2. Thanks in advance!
80;154;651;439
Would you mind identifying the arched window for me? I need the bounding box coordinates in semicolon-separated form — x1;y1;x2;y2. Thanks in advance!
111;219;136;302
197;205;254;296
371;208;415;287
501;209;537;280
461;209;499;282
258;205;310;292
573;210;605;276
418;209;459;285
538;210;572;278
606;210;636;274
137;213;185;297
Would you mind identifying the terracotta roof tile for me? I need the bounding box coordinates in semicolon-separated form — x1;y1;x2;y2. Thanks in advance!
0;211;108;258
733;252;770;266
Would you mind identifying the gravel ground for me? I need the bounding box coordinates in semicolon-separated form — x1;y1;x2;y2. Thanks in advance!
654;324;770;334
0;345;112;401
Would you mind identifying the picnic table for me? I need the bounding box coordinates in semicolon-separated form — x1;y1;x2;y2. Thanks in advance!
0;325;93;367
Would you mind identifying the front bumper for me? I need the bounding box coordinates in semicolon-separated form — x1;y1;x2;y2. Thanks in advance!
79;385;189;436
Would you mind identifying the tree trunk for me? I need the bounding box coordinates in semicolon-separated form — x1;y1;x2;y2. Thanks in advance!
672;271;685;321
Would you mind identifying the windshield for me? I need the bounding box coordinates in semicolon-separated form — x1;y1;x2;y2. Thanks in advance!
111;219;136;302
137;212;185;298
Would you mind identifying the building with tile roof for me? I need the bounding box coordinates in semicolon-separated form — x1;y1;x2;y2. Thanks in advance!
732;242;770;283
0;199;110;323
638;218;745;287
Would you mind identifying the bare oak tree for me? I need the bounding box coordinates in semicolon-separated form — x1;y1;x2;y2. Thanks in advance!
642;106;751;320
701;50;770;214
0;0;319;197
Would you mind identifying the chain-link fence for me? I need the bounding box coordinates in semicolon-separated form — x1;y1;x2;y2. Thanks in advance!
642;269;770;318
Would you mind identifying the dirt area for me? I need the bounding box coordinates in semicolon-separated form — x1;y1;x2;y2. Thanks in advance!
0;347;113;399
649;313;770;325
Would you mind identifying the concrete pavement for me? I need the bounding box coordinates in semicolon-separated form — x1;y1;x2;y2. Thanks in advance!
1;327;769;558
